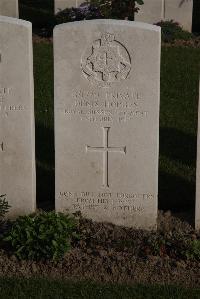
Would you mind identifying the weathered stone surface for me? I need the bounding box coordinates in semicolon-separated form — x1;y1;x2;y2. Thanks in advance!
0;16;35;217
164;0;193;32
135;0;193;32
135;0;164;24
54;20;160;229
55;0;88;14
0;0;18;18
196;81;200;231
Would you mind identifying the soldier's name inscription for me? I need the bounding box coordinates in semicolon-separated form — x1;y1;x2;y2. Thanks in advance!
58;88;148;123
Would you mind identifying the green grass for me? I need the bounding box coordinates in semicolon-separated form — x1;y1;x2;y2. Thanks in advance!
159;46;200;211
0;277;199;299
33;43;200;212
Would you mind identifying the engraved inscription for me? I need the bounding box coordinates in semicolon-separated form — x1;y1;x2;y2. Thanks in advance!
57;88;148;124
86;127;126;188
59;191;155;213
0;87;12;103
81;33;131;87
0;142;3;151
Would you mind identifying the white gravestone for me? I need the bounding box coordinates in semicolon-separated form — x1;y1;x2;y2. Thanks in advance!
0;17;35;217
135;0;164;24
135;0;193;32
0;0;19;18
196;81;200;231
164;0;193;32
55;0;88;14
54;20;161;229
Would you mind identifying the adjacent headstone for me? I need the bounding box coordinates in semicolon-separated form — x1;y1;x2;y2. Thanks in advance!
54;20;160;229
135;0;193;32
0;0;19;18
164;0;193;32
135;0;164;24
196;81;200;231
55;0;88;14
0;16;35;217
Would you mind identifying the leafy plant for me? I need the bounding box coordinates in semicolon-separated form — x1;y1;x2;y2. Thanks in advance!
56;0;144;24
0;195;10;220
156;20;194;43
143;234;167;256
4;212;79;261
90;0;144;20
184;239;200;260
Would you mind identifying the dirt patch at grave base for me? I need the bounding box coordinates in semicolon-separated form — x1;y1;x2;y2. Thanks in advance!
33;34;52;44
0;211;200;287
162;37;200;48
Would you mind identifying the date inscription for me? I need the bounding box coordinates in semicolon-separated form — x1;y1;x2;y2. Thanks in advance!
58;191;155;213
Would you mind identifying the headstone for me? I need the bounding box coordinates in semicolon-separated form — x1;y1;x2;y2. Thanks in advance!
0;16;35;217
55;0;88;14
135;0;193;32
54;20;160;230
196;81;200;231
0;0;19;18
135;0;164;24
164;0;193;32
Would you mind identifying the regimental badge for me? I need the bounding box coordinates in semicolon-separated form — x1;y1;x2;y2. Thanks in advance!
81;33;131;88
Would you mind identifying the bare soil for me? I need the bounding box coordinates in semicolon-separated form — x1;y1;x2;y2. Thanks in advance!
0;211;200;287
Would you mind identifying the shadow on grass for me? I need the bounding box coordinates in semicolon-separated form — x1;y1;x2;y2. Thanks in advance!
19;0;55;36
160;127;197;167
1;277;200;299
35;123;54;211
159;170;195;208
159;126;196;224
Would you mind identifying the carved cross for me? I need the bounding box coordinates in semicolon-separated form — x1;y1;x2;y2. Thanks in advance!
86;127;126;188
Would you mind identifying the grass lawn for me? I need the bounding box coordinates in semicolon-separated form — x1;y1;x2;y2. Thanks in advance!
33;43;200;213
0;277;199;299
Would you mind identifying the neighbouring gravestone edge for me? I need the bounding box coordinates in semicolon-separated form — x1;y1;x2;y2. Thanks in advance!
0;14;36;218
0;16;32;28
196;80;200;231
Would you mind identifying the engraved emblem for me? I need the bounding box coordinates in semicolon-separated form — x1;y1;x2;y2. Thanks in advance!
81;33;131;87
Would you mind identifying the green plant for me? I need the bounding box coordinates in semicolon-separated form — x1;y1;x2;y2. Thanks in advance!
184;239;200;260
0;195;10;220
143;234;167;256
90;0;144;20
4;212;79;261
156;20;194;43
56;0;144;24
